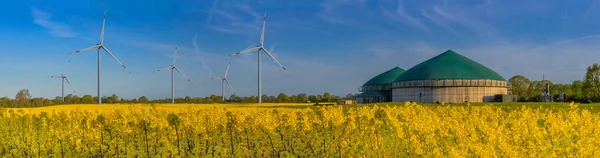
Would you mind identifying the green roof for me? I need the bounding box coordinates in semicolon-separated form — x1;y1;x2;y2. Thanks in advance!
355;91;384;97
363;67;406;86
395;50;506;81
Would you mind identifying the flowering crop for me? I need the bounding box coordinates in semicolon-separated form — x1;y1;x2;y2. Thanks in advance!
0;102;598;157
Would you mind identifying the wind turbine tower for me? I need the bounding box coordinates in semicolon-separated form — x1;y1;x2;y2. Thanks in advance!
68;10;132;104
228;11;290;103
212;62;235;102
155;46;192;104
49;59;76;102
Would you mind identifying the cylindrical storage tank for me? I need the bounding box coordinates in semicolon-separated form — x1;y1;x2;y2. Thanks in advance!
392;50;508;103
358;67;405;102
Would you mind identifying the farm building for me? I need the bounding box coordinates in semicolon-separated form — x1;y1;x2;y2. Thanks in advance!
391;50;508;103
356;67;405;103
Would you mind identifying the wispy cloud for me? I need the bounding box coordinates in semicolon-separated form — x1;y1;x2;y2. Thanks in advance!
420;4;503;42
421;9;459;35
475;0;492;8
31;7;77;37
193;34;213;78
317;0;367;28
381;0;429;31
204;0;262;34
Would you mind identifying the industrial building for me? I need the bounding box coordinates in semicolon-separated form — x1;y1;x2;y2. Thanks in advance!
392;50;508;103
357;50;509;103
356;67;405;103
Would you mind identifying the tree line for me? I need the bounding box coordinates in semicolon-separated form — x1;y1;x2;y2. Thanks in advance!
509;63;600;103
0;89;356;108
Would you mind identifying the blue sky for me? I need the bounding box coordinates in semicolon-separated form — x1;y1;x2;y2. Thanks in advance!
1;0;600;99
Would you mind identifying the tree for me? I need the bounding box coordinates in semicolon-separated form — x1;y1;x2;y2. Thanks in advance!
109;94;119;104
101;96;109;104
308;95;317;102
64;94;73;104
0;97;9;107
323;92;332;102
571;80;584;100
138;96;149;103
345;93;355;100
289;95;298;103
184;96;191;102
526;80;549;99
508;75;531;98
297;93;308;103
584;63;600;99
15;89;32;107
73;95;81;104
277;93;289;103
53;96;63;105
31;97;45;107
82;95;96;104
261;94;269;102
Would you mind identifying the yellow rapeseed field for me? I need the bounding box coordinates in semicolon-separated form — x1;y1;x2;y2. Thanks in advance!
7;103;313;114
0;102;599;157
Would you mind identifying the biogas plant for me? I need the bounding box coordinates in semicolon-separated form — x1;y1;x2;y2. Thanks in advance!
356;50;510;103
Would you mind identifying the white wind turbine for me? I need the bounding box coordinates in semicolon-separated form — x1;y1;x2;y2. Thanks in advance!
68;10;132;104
155;46;192;104
49;59;76;102
228;11;290;104
211;62;235;102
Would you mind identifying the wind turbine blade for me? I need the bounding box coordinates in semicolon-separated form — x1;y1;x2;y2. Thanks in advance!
69;45;100;55
224;62;230;77
102;46;132;74
49;75;63;78
100;9;106;45
174;67;191;82
260;11;266;46
64;59;71;75
228;47;260;56
225;78;234;93
154;66;173;73
64;77;76;94
173;46;178;66
211;77;222;80
262;48;291;75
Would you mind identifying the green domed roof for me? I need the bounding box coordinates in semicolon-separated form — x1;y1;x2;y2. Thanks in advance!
355;90;384;97
363;67;405;86
395;50;505;81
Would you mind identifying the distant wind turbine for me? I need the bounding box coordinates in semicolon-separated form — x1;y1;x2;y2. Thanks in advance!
68;9;132;104
211;62;235;102
49;59;76;102
228;11;290;104
155;46;192;104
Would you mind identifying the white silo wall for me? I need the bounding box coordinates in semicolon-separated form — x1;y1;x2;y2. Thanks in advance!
392;79;508;103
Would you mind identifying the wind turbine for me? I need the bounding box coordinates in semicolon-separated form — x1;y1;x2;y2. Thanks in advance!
228;11;290;104
49;59;76;102
68;10;132;104
155;46;191;104
211;62;235;102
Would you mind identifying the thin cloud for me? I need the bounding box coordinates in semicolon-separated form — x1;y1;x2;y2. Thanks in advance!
204;0;262;34
193;34;213;78
421;9;459;35
31;7;77;37
426;4;503;42
317;0;367;28
381;0;429;31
